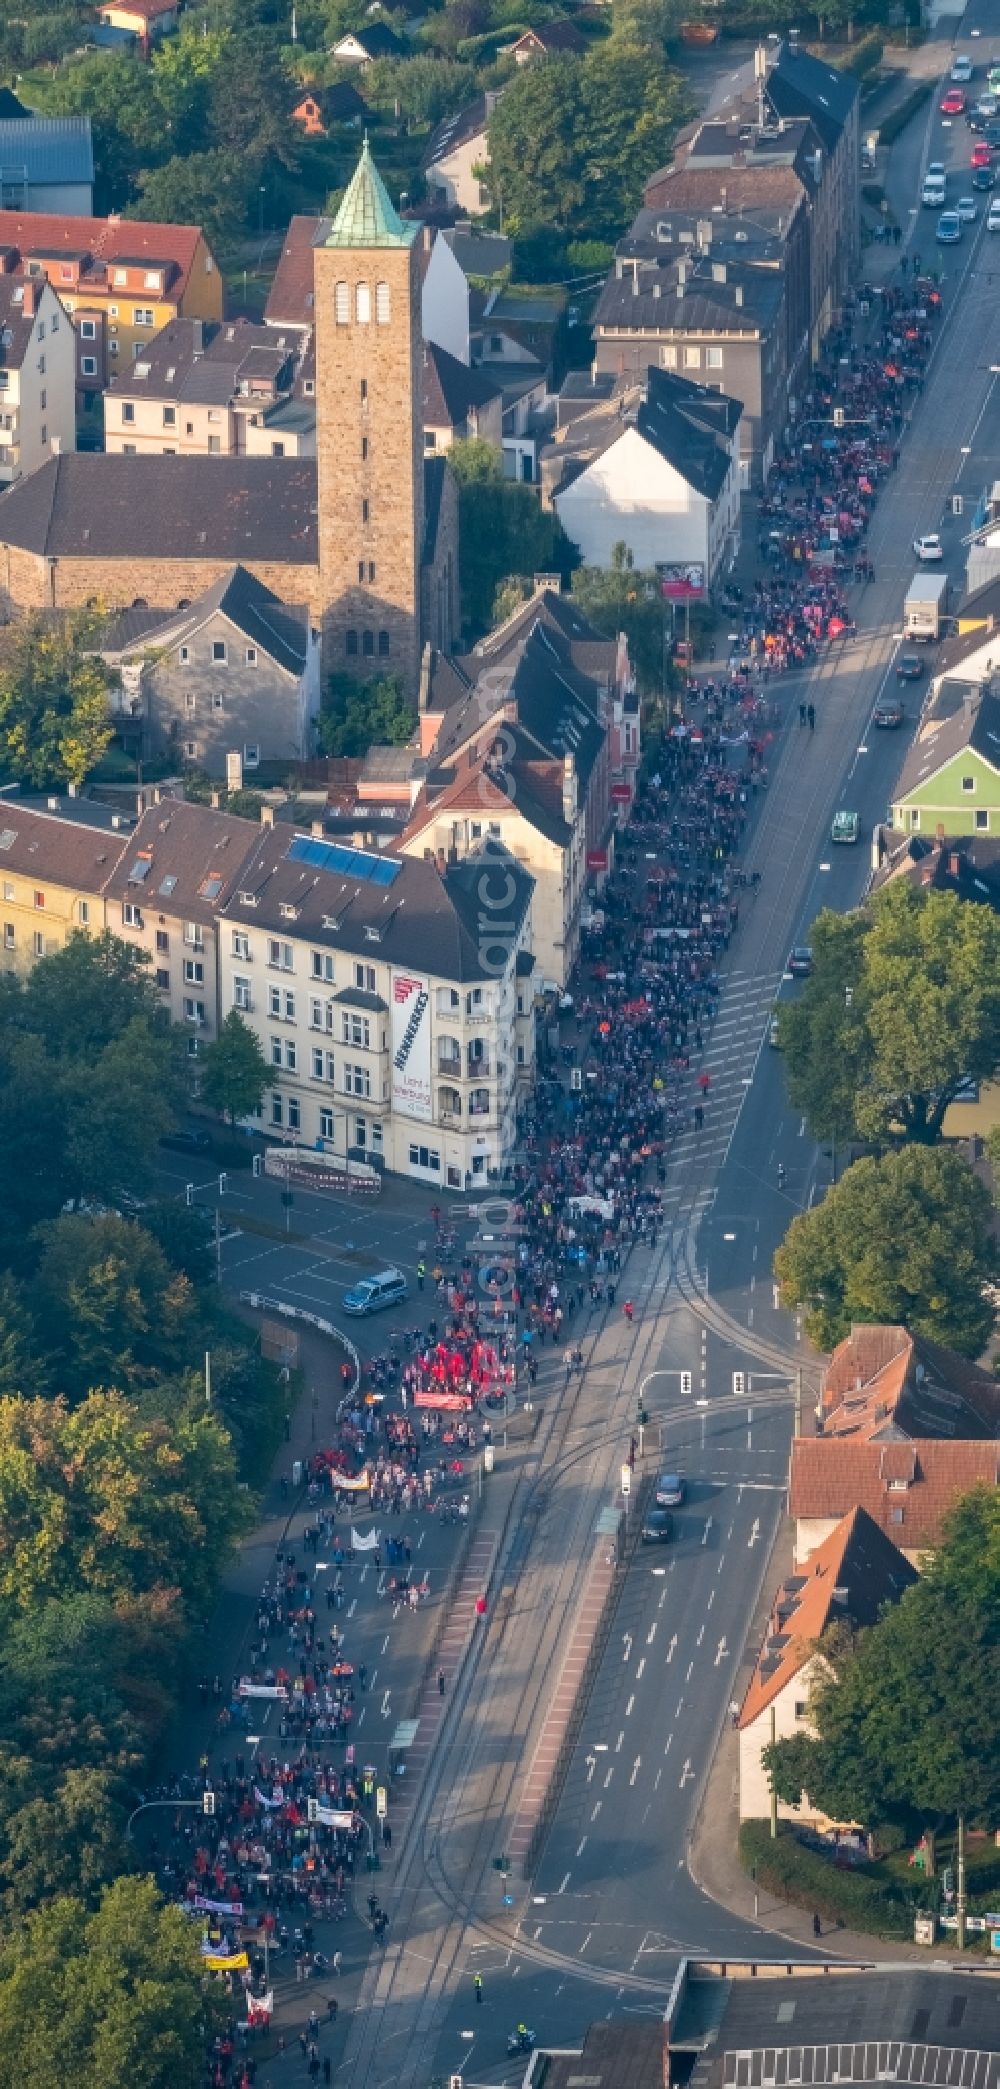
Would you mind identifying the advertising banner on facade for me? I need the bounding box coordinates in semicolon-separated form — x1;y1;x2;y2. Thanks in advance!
660;563;706;599
391;973;432;1121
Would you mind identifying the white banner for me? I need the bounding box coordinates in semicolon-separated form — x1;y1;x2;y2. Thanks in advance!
351;1526;380;1551
253;1785;284;1810
192;1895;244;1918
332;1469;370;1493
315;1806;356;1830
238;1681;289;1700
391;971;432;1122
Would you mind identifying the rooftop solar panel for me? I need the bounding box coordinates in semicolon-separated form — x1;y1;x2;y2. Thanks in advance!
288;834;400;886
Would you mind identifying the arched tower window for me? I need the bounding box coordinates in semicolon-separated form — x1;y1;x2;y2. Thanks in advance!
334;281;349;324
375;281;391;325
355;281;371;324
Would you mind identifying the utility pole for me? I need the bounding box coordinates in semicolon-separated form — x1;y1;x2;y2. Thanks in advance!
956;1812;966;1949
205;1349;212;1408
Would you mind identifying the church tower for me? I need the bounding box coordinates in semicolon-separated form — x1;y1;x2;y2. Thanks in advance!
313;139;424;694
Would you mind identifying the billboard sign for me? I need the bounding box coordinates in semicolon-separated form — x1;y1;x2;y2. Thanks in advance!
391;972;432;1121
660;562;706;599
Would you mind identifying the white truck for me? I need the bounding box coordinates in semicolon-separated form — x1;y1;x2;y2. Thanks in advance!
904;571;949;642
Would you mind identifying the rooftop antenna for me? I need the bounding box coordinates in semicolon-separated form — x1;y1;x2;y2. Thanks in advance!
754;42;767;132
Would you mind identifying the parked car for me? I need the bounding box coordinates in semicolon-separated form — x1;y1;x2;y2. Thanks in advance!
936;209;962;242
159;1126;211;1154
787;946;813;977
342;1268;409;1315
832;810;860;844
641;1508;674;1545
875;695;906;726
656;1472;686;1507
896;653;923;681
769;1013;781;1047
913;534;943;561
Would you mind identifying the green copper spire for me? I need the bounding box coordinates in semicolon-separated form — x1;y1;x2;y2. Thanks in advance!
325;134;418;248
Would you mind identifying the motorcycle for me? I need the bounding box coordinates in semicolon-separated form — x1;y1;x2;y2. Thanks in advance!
507;2029;537;2055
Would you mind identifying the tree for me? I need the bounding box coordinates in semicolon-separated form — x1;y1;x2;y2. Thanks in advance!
572;547;669;694
610;0;686;46
773;1146;997;1356
448;438;573;636
317;672;416;757
0;617;115;790
33;1215;197;1402
130;151;251;256
199;1010;269;1125
0;1279;42;1400
0;1876;221;2089
781;884;1000;1147
0;1390;247;1617
14;932;165;1066
139;1200;215;1291
764;1490;1000;1835
364;53;475;124
486;46;691;240
46;52;163;209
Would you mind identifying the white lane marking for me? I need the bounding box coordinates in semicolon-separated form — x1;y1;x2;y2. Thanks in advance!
580;1931;593;1954
558;1873;571;1894
604;1766;614;1788
654;1768;662;1791
635;1657;645;1681
748;1518;760;1549
380;1634;390;1655
630;1757;641;1787
686;1661;694;1681
622;1633;633;1663
615;1730;625;1753
702;1518;713;1546
625;1694;635;1717
664;1736;673;1756
576;1837;587;1858
696;1625;705;1647
647;1624;657;1645
707;1588;715;1611
666;1634;678;1663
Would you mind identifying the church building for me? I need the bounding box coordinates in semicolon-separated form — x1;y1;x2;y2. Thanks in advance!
0;143;459;694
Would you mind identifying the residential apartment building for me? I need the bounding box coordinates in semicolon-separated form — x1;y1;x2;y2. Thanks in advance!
0;799;124;975
422;339;502;454
789;1437;1000;1568
0;211;222;400
0;273;75;486
216;825;536;1187
104;316;314;459
101;798;261;1052
423;96;498;218
738;1507;916;1826
889;689;1000;837
544;365;742;583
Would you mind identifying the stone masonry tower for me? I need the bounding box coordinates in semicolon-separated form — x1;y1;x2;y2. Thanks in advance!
313;139;424;695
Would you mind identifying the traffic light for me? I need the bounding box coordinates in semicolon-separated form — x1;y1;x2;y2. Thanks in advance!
492;1855;510;1874
252;1153;263;1178
732;1371;746;1397
186;1183;194;1207
680;1370;693;1396
833;407;845;429
218;1172;227;1196
203;1790;215;1816
307;1798;319;1823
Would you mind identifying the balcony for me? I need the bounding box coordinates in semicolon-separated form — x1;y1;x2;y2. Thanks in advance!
438;1086;462;1120
437;1044;462;1078
468;1086;492;1119
467;1048;492;1078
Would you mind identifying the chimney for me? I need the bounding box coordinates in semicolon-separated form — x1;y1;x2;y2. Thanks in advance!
19;278;35;319
935;822;946;841
484;89;500;117
191;318;204;355
422;224;433;252
562;751;577;826
210;789;221;808
311;818;324;838
735;284;744;307
949;851;961;876
261;804;275;828
697;218;712;249
712;261;727;284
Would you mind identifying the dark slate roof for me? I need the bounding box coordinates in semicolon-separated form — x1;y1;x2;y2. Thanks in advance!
113;316;295;408
0;114;93;188
220;828;532;983
332;984;388;1011
512;17;586;50
441;226;511;279
422;339;501;428
424;96;490;171
873;832;1000;910
766;40;858;152
102;798;260;923
0;454;319;566
334;20;403;56
293;81;368;123
0;275;47;371
637;365;741;498
893;689;1000;800
696;1967;1000;2076
0;798;127;892
621;202;788;267
595;254;781;337
97;565;310;679
0;90;31;121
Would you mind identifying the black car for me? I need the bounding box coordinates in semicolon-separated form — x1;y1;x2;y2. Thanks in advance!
641;1508;674;1545
896;653;923;681
874;696;905;727
159;1127;212;1154
973;164;996;189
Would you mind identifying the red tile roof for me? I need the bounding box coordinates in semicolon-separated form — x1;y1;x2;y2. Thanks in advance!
739;1505;917;1728
0;208;208;302
820;1324;1000;1441
789;1438;1000;1552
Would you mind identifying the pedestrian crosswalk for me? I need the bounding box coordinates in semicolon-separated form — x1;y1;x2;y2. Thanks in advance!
658;970;784;1203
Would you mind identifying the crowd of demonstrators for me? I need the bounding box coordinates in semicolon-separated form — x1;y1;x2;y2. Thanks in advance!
173;259;947;2087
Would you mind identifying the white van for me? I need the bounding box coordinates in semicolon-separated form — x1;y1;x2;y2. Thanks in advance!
922;165;946;208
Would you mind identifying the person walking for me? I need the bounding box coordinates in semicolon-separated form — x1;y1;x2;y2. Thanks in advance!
416;1262;426;1292
807;703;815;731
474;1973;483;2004
437;1668;446;1697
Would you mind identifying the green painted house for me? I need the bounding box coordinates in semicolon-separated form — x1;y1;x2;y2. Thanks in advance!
890;688;1000;837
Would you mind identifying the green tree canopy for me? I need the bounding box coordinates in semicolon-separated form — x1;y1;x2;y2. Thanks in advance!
0;1390;246;1618
781;883;1000;1147
199;1009;269;1125
0;617;115;791
572;547;667;694
0;1876;221;2089
130;150;252;257
448;437;573;636
765;1490;1000;1832
773;1145;997;1356
33;1215;197;1403
364;52;476;123
486;45;691;239
317;671;416;757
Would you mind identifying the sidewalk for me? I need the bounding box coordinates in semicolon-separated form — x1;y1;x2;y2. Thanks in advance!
687;1515;970;1969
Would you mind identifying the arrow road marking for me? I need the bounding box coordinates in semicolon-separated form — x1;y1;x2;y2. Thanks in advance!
679;1759;694;1788
666;1634;678;1663
585;1754;596;1783
630;1757;641;1787
748;1518;760;1548
702;1518;713;1546
715;1637;728;1667
622;1633;633;1662
381;1690;391;1718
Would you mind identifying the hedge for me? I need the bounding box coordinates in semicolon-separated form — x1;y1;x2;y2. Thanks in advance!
878;80;932;146
739;1821;917;1939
